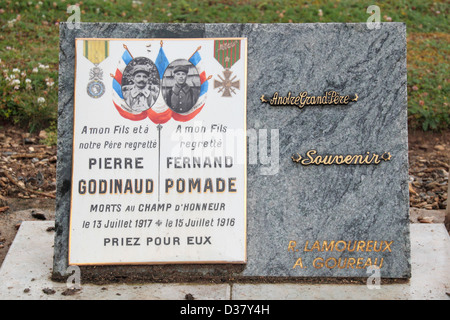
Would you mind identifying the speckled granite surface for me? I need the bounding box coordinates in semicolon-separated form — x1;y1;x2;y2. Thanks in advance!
54;23;409;281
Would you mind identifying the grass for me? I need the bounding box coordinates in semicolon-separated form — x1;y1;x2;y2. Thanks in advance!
0;0;448;138
407;32;449;130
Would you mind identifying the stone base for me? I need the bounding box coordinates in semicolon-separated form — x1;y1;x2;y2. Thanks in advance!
0;221;448;300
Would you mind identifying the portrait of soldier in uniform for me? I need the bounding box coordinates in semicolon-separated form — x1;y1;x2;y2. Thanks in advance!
121;57;160;114
162;59;201;114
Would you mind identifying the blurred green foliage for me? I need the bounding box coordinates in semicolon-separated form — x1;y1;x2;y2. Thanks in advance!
0;0;448;139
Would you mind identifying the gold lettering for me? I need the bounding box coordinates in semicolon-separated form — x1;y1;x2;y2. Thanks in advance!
338;258;348;269
314;155;323;165
293;150;387;166
290;94;296;105
372;154;381;164
287;240;297;252
333;93;340;104
305;96;311;105
310;241;321;251
306;256;386;269
373;241;383;252
334;155;344;164
267;90;356;107
294;239;391;271
313;257;324;269
299;91;307;108
343;95;349;104
316;95;323;105
303;241;311;252
351;155;364;164
322;155;333;165
356;240;366;251
325;257;337;269
292;257;304;269
347;240;357;252
347;258;356;269
277;92;284;105
356;257;364;269
344;155;353;164
327;91;334;103
383;241;393;252
270;92;279;104
301;150;316;166
321;240;335;252
363;258;373;269
335;240;347;252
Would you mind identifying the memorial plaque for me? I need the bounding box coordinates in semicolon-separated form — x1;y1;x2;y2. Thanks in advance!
54;23;410;281
69;38;247;265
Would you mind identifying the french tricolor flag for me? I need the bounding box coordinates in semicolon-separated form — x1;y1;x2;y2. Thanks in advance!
147;45;173;124
112;44;209;124
150;47;210;123
170;50;209;122
112;50;149;121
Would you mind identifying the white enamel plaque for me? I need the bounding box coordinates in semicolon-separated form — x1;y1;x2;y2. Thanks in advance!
69;38;247;265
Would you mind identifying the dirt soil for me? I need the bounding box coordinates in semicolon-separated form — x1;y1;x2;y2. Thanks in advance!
0;124;449;268
408;129;449;210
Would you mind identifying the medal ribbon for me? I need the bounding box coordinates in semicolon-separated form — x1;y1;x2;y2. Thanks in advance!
83;40;109;64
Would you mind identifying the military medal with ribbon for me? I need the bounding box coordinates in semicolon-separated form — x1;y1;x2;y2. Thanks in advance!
83;40;109;98
213;39;241;97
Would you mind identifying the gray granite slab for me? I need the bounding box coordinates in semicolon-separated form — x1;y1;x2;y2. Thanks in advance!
54;23;410;281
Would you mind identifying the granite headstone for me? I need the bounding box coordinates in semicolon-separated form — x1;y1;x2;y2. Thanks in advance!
53;23;410;281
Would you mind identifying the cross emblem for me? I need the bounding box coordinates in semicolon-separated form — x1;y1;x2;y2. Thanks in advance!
214;69;240;97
